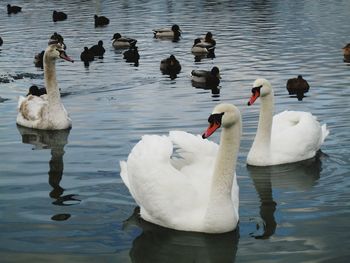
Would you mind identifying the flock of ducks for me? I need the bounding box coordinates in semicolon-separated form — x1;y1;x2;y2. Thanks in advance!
5;4;334;234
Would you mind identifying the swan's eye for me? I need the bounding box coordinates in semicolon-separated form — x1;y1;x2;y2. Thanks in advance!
208;112;224;124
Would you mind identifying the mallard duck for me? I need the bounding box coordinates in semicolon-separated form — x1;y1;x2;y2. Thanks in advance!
111;33;137;48
160;55;181;75
94;15;109;26
53;10;67;22
191;66;220;88
7;4;22;14
286;75;310;101
89;40;105;57
153;24;181;40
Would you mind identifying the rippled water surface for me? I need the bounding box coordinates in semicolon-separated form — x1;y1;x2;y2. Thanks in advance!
1;0;350;262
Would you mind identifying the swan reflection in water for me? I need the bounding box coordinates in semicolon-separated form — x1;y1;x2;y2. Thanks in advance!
17;125;80;221
247;154;323;239
124;207;239;263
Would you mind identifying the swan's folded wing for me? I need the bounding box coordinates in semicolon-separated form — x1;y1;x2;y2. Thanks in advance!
271;111;324;161
17;95;47;122
122;134;200;223
169;130;218;170
168;131;217;198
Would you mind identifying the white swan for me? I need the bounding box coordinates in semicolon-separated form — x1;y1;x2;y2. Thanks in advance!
120;103;241;233
17;42;74;130
247;78;329;166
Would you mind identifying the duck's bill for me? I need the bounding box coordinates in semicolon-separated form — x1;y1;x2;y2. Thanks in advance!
59;51;74;62
202;122;221;139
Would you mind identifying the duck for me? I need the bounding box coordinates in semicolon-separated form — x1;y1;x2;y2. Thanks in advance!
191;38;216;54
89;40;105;57
0;36;3;46
17;42;74;130
80;47;94;62
123;46;140;63
49;32;66;49
34;50;45;68
191;66;220;88
342;43;350;62
52;10;67;22
247;78;329;166
202;32;216;46
120;103;241;233
7;4;22;14
160;55;181;76
153;24;181;40
94;15;109;27
111;33;137;48
286;75;310;101
26;85;46;96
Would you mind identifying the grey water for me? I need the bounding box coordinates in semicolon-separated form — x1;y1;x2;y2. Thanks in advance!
1;0;350;262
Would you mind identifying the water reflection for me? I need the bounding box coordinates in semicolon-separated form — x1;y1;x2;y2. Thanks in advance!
191;80;221;97
247;156;322;239
17;126;80;221
124;208;239;263
193;51;216;62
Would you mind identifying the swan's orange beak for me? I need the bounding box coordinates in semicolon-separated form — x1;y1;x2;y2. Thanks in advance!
202;112;224;139
60;51;74;63
202;122;221;139
248;88;260;106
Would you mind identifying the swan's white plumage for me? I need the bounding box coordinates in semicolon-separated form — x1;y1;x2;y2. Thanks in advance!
120;103;241;233
247;78;329;166
16;43;72;130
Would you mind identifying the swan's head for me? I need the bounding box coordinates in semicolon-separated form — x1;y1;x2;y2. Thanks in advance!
202;103;241;139
44;42;74;63
248;78;272;106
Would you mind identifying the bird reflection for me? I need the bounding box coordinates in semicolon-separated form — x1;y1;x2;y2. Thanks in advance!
193;51;216;62
17;125;80;221
123;207;239;263
191;80;221;97
247;155;322;239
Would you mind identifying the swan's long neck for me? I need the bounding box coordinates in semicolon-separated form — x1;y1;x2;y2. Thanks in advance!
204;121;241;230
253;92;274;151
44;56;61;109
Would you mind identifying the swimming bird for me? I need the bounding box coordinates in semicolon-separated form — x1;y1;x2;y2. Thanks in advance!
0;36;3;46
153;24;181;41
49;32;66;49
89;40;105;57
94;15;109;27
111;33;137;48
286;75;310;101
53;10;67;22
342;43;350;62
26;85;46;96
34;50;45;68
191;38;216;54
80;47;94;62
160;55;181;77
247;78;329;166
120;103;241;233
123;46;140;64
191;66;220;88
17;43;74;130
7;4;22;14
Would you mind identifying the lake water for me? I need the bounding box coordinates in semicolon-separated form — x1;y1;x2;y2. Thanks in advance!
1;0;350;262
